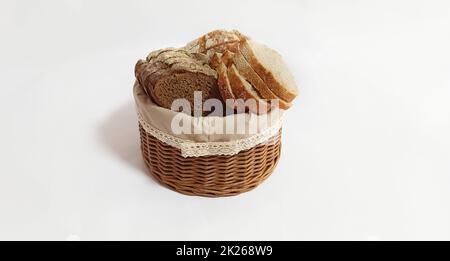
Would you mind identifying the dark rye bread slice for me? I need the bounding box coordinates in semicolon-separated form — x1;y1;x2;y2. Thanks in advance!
240;40;298;102
227;64;270;114
136;49;188;101
135;48;219;114
136;48;193;96
135;59;167;103
231;50;292;110
149;63;219;113
143;51;210;103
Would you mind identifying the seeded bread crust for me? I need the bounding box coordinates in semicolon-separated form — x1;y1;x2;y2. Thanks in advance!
240;40;298;102
185;29;244;53
146;47;177;61
146;48;215;75
185;30;248;65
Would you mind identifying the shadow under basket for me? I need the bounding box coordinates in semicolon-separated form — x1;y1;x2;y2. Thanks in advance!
138;123;282;197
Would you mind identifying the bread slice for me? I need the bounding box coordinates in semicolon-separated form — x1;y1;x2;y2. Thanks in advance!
137;48;192;102
240;40;298;102
211;53;235;101
135;59;167;104
231;50;291;110
135;48;219;114
227;64;270;114
152;69;218;113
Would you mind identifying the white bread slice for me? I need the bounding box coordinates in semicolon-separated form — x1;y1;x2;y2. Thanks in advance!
227;64;270;114
240;40;298;102
231;50;291;110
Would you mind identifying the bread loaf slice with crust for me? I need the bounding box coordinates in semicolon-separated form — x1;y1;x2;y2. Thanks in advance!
151;66;218;112
240;40;298;102
210;53;235;102
135;59;167;103
137;48;195;96
135;48;219;114
136;48;191;101
213;53;267;114
231;50;291;110
227;64;270;114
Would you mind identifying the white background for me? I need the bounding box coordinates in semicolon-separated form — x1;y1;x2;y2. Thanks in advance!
1;0;450;240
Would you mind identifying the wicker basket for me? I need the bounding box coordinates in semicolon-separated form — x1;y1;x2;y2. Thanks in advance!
133;81;283;197
138;124;282;197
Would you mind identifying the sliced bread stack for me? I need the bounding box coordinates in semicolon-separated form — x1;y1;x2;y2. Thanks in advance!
135;48;219;114
135;29;298;115
187;30;298;113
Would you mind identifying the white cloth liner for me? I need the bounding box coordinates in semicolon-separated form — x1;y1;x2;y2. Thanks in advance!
133;81;284;157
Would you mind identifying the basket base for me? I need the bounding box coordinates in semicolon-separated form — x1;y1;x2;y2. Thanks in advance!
139;124;282;197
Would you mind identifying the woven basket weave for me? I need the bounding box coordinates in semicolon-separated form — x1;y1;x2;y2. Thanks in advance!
138;123;282;197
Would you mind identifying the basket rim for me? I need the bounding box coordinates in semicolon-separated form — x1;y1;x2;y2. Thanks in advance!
134;81;284;154
138;114;282;158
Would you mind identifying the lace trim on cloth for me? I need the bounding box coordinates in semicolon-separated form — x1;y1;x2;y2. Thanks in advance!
137;113;282;158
